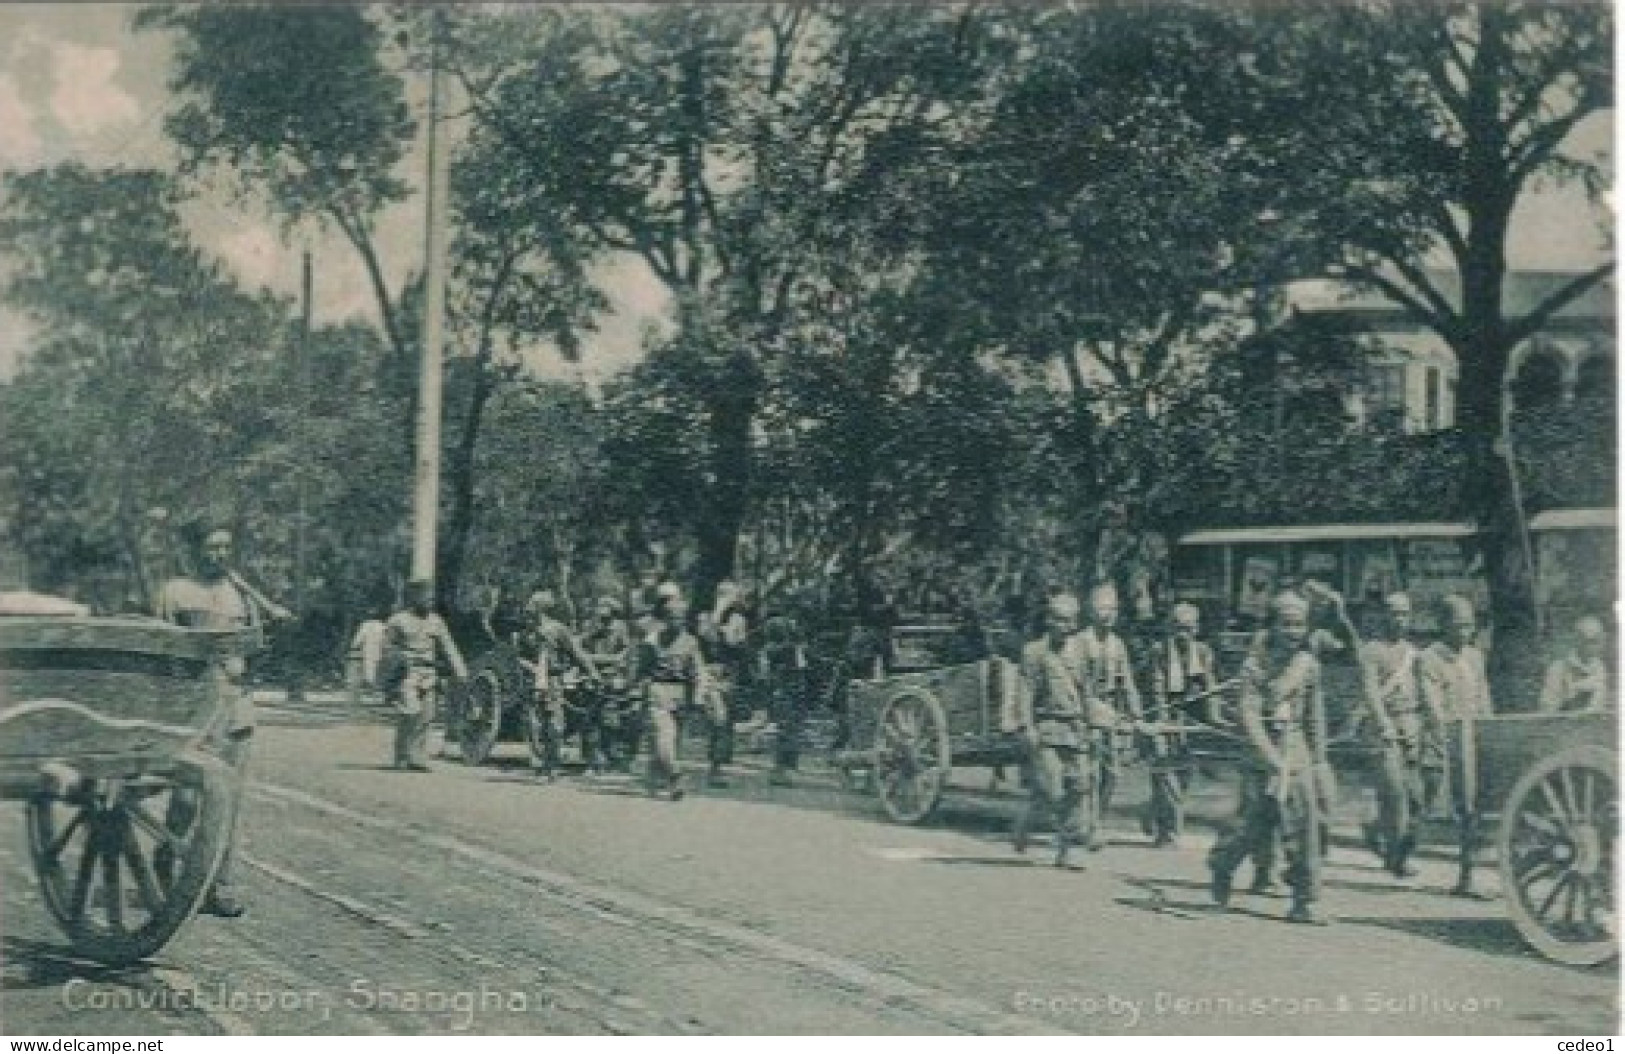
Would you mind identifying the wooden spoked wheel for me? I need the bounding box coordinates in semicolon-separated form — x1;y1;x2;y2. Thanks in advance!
27;756;230;966
874;689;951;825
458;668;505;766
1498;745;1617;966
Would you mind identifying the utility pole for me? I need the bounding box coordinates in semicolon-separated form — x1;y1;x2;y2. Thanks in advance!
288;249;313;704
413;15;452;590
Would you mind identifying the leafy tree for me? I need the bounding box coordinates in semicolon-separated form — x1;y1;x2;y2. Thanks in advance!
455;4;1004;599
0;165;280;604
137;4;418;386
1284;0;1613;647
144;4;609;600
0;164;412;642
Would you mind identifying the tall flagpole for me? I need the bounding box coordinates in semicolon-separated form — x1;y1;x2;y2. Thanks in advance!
413;17;452;588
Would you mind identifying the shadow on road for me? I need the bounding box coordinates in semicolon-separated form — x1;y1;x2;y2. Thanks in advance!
1324;876;1429;896
925;855;1039;868
0;935;149;992
1337;914;1537;962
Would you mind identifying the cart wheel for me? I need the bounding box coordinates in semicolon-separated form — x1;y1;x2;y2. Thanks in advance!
459;668;504;766
874;688;951;824
28;756;231;967
1498;744;1617;966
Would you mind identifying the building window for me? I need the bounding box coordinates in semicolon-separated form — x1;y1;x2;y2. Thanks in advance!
1425;367;1441;430
1364;361;1407;428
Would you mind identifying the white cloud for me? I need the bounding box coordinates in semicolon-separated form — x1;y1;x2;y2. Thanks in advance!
0;74;42;166
48;41;139;139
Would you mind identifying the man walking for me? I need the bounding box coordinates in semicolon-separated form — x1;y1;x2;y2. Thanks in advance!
759;610;811;787
1005;593;1120;868
1351;592;1428;877
1143;602;1216;847
1072;583;1141;848
583;596;637;771
1418;594;1495;897
696;580;750;788
521;589;600;780
382;579;468;772
347;604;389;708
156;525;291;918
1209;592;1330;924
633;586;706;800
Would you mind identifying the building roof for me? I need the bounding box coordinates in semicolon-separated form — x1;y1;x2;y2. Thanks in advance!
1287;270;1615;323
1528;507;1616;532
1179;523;1475;546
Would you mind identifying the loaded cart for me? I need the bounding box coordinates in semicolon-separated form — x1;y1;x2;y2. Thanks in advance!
835;621;1616;966
453;644;642;769
833;620;1025;824
1474;710;1617;966
0;606;245;965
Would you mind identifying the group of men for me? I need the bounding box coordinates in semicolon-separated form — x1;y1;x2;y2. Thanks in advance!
1002;584;1218;873
1002;575;1610;927
353;576;809;799
157;519;1608;929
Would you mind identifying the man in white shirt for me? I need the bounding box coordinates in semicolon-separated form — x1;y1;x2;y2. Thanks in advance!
348;608;389;707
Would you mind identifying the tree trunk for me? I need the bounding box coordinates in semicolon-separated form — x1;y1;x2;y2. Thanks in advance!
695;367;757;606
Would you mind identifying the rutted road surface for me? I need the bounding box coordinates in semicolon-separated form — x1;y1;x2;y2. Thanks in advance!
2;701;1617;1035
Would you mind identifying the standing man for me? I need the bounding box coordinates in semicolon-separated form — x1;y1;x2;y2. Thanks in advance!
583;596;637;772
382;579;468;772
697;580;750;788
347;604;390;708
1418;594;1495;897
520;589;600;780
1349;592;1428;877
1004;593;1121;868
1208;592;1330;924
1072;583;1142;849
1538;615;1611;712
759;610;811;787
1143;602;1217;847
633;586;706;801
156;524;292;918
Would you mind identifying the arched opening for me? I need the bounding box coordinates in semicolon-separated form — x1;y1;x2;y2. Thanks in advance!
1510;348;1565;410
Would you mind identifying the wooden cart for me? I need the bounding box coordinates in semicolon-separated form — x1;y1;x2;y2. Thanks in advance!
452;644;641;768
835;622;1616;966
0;612;243;965
834;620;1026;824
1475;710;1616;966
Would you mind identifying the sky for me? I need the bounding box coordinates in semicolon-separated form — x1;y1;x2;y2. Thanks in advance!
0;4;1614;382
0;4;670;383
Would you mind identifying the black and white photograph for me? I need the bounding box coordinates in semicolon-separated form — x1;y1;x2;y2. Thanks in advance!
0;0;1615;1039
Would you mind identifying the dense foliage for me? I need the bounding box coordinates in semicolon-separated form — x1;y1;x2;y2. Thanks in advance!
0;3;1611;669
